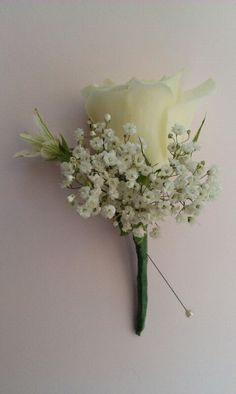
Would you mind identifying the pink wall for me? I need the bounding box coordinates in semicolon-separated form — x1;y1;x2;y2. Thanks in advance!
0;1;235;393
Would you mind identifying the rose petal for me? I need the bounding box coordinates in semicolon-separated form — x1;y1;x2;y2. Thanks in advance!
161;69;184;101
166;78;215;134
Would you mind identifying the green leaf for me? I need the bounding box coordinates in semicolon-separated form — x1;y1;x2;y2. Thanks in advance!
138;137;151;166
59;134;70;153
137;174;150;187
58;151;71;163
193;114;206;143
33;108;54;140
14;150;40;158
19;132;44;147
40;141;61;160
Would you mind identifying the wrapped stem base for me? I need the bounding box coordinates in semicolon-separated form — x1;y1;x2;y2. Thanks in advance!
133;234;148;336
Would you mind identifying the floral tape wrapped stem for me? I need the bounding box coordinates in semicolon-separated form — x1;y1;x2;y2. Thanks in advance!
133;233;148;336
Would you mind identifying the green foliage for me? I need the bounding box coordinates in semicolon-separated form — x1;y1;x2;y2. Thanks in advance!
193;115;206;143
15;109;71;163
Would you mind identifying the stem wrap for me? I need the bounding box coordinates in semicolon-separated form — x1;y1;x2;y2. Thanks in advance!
133;234;148;336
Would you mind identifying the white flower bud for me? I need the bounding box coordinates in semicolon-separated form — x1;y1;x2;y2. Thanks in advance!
171;124;186;136
104;113;111;122
67;194;75;204
101;204;116;219
123;123;136;135
133;225;146;239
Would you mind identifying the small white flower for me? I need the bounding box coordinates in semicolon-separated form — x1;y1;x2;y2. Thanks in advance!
122;206;135;220
123;189;135;204
140;166;152;176
126;180;136;188
104;128;115;139
158;200;171;212
103;150;117;166
208;182;220;199
149;226;160;238
175;164;188;176
61;162;74;176
163;180;175;194
91;155;105;172
137;211;151;225
86;196;100;213
65;174;74;183
94;122;106;132
61;174;74;188
122;141;139;155
167;142;176;152
80;186;91;200
109;188;119;199
104;113;111;122
126;168;139;181
176;212;188;223
77;205;92;218
182;142;199;154
72;145;84;158
67;194;76;204
90;206;101;216
101;204;116;219
171;124;186;136
122;154;133;168
89;173;104;187
133;225;146;238
117;159;128;174
207;165;219;176
133;182;141;192
108;177;119;188
143;189;155;203
79;160;92;174
184;160;197;173
134;196;145;209
122;221;132;233
74;128;84;140
90;137;104;151
159;164;172;177
104;136;120;151
149;172;157;182
123;123;137;135
91;187;102;199
134;153;145;167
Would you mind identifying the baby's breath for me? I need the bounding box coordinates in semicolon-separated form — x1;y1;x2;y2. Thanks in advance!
61;118;220;238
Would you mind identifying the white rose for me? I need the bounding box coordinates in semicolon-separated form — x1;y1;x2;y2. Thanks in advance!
82;71;215;165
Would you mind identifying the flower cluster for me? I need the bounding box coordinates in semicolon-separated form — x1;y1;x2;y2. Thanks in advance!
61;115;220;238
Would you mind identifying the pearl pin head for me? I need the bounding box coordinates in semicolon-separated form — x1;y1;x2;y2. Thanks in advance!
185;309;194;318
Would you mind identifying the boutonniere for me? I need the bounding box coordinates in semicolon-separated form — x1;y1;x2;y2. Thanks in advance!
15;72;219;335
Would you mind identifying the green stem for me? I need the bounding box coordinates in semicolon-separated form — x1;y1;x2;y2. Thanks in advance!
133;234;148;336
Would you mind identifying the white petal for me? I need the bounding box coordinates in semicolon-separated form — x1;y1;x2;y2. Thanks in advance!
84;79;174;164
182;78;215;101
166;78;215;134
161;69;184;101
